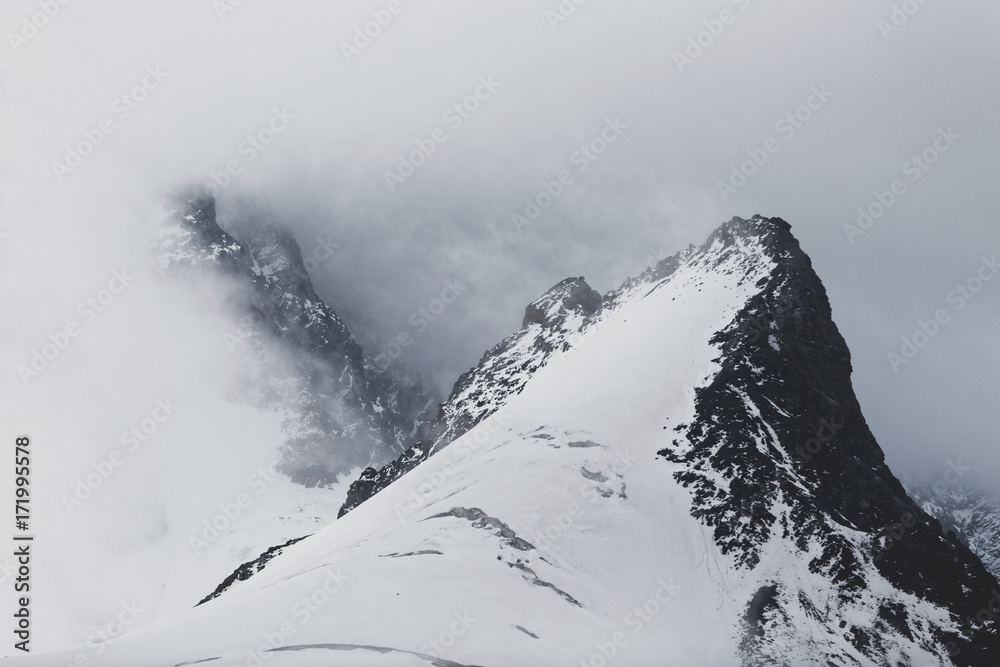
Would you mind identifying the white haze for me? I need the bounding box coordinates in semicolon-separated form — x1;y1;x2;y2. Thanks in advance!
1;4;998;648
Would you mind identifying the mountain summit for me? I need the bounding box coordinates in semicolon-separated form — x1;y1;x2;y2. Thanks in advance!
44;214;1000;667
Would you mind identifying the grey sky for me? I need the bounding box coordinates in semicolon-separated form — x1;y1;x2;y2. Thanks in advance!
2;0;998;488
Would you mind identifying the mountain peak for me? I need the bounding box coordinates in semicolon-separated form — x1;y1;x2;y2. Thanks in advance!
522;276;602;328
335;213;1000;665
153;193;440;485
154;194;247;274
72;211;1000;666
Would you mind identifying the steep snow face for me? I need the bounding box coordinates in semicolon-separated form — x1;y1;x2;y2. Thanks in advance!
25;216;1000;667
153;194;440;485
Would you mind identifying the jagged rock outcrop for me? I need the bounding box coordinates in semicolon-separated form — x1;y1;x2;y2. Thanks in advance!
186;214;1000;667
654;216;1000;665
338;276;601;517
153;193;441;486
197;535;310;606
337;215;1000;665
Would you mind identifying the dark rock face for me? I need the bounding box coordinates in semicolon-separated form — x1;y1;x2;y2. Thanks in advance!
153;194;440;486
436;275;601;448
424;507;535;552
340;214;1000;663
154;194;249;276
521;277;601;328
658;216;1000;666
337;276;601;517
338;442;432;518
194;209;1000;663
197;535;310;606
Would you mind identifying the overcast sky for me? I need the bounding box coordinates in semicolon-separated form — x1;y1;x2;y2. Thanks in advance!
2;0;998;490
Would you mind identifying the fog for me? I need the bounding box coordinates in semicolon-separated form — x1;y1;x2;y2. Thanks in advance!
1;0;998;574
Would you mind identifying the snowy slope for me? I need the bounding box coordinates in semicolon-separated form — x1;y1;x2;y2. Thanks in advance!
18;216;1000;666
339;275;603;517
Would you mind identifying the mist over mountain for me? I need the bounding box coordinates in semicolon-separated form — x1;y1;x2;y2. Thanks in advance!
3;3;998;664
154;193;441;485
17;213;999;667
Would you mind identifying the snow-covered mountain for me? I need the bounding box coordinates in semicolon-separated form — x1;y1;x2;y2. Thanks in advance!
21;194;446;649
339;275;603;518
154;193;441;485
21;215;1000;666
